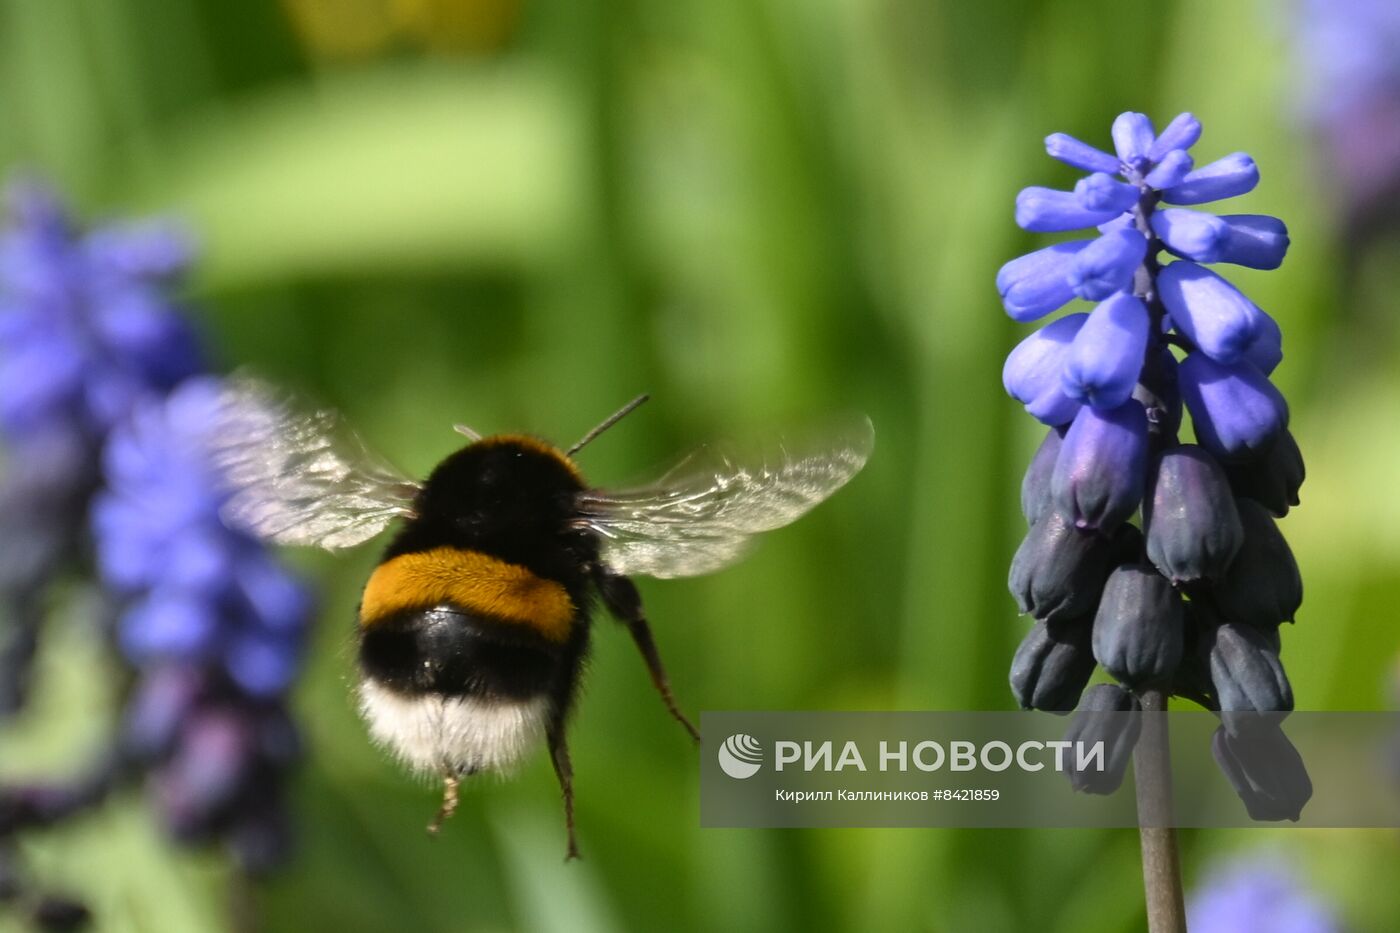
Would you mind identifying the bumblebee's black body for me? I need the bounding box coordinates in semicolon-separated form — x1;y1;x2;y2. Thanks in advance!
352;436;684;856
213;377;868;858
358;607;569;701
358;437;597;714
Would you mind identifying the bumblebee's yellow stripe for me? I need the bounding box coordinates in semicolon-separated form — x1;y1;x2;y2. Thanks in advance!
359;547;576;642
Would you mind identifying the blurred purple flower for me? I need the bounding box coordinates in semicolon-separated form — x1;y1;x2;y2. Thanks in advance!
0;180;202;718
95;378;311;695
0;181;201;440
0;180;315;915
1188;857;1338;933
1293;0;1400;123
93;378;311;870
1291;0;1400;240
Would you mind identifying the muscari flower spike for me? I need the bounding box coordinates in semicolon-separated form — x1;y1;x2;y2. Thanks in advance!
0;182;315;925
0;181;202;718
999;113;1310;817
93;377;312;870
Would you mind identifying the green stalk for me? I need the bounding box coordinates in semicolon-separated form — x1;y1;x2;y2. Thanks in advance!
1134;688;1187;933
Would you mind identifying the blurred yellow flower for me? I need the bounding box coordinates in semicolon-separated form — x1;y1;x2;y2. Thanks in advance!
280;0;522;59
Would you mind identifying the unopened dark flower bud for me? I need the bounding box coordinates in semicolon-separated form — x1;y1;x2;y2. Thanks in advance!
1020;427;1063;525
1064;684;1142;794
1092;564;1185;687
1052;400;1148;532
1211;499;1302;627
1224;429;1304;517
1009;617;1095;713
1008;510;1115;623
1211;720;1311;821
1144;445;1243;584
1202;618;1294;713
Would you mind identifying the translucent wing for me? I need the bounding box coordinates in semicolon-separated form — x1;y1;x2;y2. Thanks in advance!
576;417;873;578
208;377;420;550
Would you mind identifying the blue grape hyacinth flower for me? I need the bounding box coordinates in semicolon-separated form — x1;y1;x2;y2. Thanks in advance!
94;378;310;696
0;181;203;717
1187;856;1338;933
0;181;317;914
1001;111;1291;471
1001;113;1308;817
93;377;311;869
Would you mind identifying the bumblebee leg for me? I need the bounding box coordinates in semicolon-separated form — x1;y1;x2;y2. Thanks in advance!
597;572;700;744
547;723;581;860
426;771;465;835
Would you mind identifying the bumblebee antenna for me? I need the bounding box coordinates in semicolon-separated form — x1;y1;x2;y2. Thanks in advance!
567;393;649;456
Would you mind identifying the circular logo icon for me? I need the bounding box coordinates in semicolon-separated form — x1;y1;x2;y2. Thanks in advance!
718;733;763;779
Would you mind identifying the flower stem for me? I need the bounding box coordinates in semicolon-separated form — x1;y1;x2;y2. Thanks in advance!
228;869;257;933
1133;687;1187;933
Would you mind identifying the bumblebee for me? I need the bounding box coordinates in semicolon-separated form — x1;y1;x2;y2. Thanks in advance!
209;381;871;857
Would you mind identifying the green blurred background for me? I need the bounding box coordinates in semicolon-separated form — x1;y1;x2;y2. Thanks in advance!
2;0;1398;930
